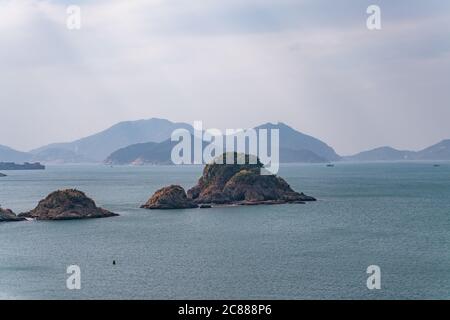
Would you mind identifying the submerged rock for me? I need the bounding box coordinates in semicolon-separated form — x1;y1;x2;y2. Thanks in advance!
0;207;25;222
141;185;198;209
19;189;118;220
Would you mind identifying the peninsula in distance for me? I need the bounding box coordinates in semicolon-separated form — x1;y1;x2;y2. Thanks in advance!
0;162;45;170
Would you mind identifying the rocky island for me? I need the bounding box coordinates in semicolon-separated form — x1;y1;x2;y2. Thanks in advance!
0;207;25;222
142;153;316;209
19;189;118;220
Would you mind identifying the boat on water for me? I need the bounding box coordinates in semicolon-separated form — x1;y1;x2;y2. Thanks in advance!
326;164;335;167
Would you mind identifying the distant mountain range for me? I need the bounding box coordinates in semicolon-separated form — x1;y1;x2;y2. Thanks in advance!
2;118;450;165
1;118;190;164
344;140;450;161
104;122;340;165
30;118;192;163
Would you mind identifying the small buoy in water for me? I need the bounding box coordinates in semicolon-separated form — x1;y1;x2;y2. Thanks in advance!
113;260;116;265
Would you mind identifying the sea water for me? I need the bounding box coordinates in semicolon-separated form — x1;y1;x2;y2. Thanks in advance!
0;162;449;299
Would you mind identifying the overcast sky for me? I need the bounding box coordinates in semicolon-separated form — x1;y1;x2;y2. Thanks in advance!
0;0;449;155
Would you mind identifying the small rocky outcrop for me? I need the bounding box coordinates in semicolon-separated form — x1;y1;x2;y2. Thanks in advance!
141;185;198;209
0;207;25;222
19;189;118;220
187;153;316;205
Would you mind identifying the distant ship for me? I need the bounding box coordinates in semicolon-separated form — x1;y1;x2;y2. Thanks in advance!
0;162;45;170
326;164;335;167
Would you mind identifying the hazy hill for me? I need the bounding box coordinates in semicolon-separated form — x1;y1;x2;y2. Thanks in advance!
344;146;416;161
254;122;340;162
31;118;192;163
346;140;450;161
31;148;93;164
0;145;31;163
105;141;169;165
415;139;450;160
105;136;213;165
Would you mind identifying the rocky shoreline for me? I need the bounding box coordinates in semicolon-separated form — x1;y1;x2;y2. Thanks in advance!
141;153;316;210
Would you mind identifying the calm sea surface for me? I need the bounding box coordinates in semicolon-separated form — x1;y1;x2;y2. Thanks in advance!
0;163;449;299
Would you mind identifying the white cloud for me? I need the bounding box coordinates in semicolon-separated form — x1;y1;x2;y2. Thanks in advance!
0;0;449;154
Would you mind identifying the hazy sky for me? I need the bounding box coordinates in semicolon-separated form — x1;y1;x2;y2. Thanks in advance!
1;0;449;155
